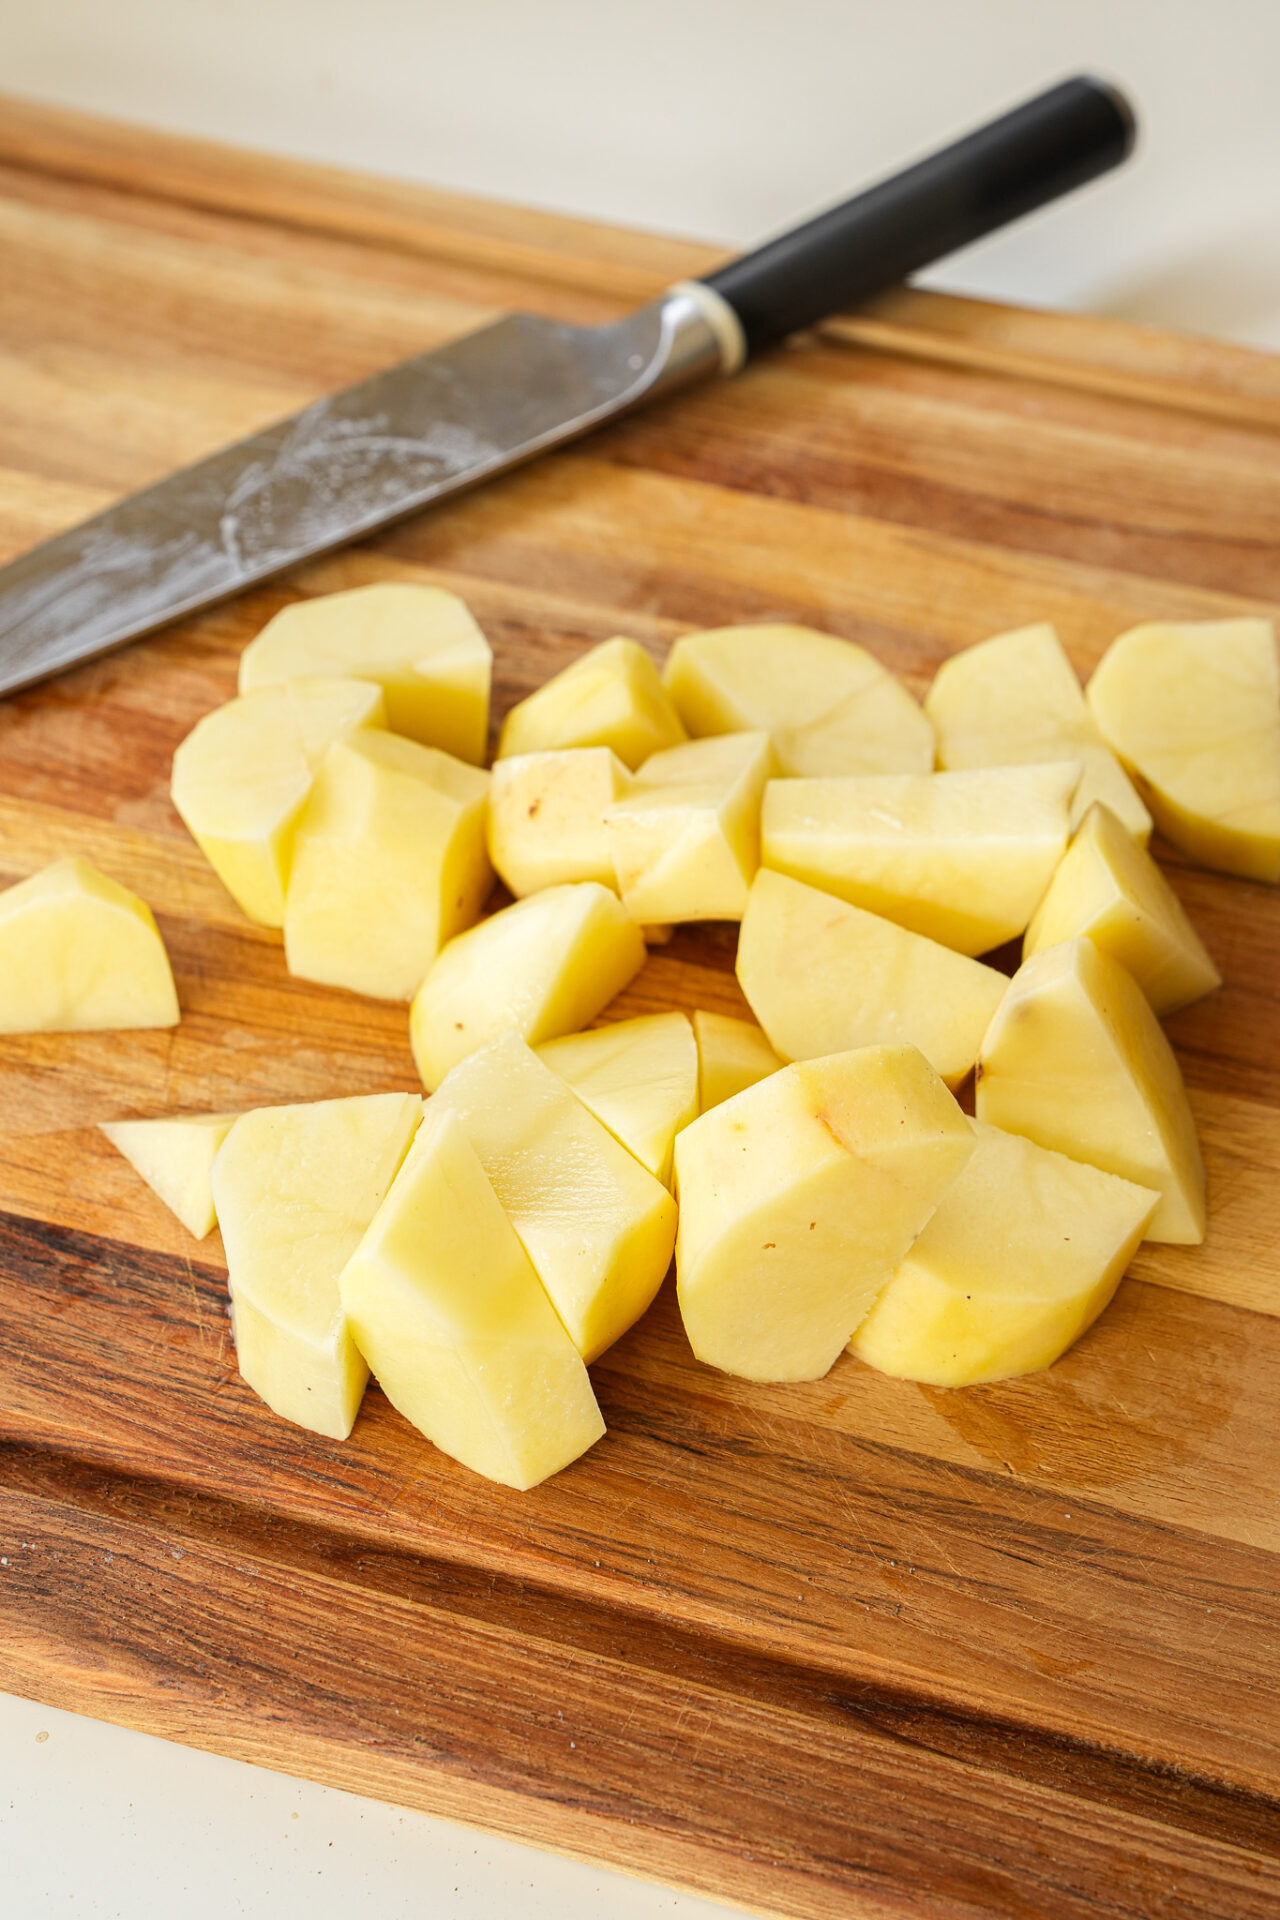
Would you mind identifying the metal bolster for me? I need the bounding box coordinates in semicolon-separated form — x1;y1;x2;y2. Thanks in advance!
665;281;748;376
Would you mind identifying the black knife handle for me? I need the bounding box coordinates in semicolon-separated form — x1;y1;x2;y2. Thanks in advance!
702;75;1135;359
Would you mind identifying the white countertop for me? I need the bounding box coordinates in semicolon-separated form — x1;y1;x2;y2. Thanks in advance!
3;0;1280;350
0;1694;729;1918
1;2;1278;1915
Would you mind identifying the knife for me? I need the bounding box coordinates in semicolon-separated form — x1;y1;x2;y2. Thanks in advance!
0;75;1134;696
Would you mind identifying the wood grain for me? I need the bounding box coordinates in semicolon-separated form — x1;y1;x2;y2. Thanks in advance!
0;96;1278;1919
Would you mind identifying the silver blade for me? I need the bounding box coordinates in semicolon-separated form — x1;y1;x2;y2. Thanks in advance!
0;290;723;696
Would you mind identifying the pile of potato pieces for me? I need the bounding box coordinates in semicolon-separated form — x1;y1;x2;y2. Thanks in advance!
6;580;1278;1491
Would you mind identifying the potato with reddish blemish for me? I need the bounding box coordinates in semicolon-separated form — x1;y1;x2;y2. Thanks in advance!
674;1045;973;1381
487;747;631;895
851;1121;1157;1386
736;869;1006;1089
409;882;645;1090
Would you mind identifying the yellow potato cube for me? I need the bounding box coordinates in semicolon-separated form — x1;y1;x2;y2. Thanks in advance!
692;1010;784;1112
339;1104;604;1490
497;637;686;769
537;1010;698;1186
1024;802;1221;1015
409;881;646;1091
662;623;933;777
432;1032;677;1361
100;1111;237;1239
170;678;386;925
675;1045;973;1381
283;730;491;1001
850;1122;1158;1386
603;731;773;923
737;869;1006;1089
212;1092;421;1439
1086;618;1280;881
238;581;492;763
0;857;179;1033
487;747;632;896
976;938;1205;1243
761;763;1078;955
926;623;1152;842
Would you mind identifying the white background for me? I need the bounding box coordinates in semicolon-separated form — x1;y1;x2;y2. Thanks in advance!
4;0;1280;346
2;5;1279;1918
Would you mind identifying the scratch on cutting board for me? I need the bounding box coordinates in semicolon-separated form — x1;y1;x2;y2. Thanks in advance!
184;1257;209;1347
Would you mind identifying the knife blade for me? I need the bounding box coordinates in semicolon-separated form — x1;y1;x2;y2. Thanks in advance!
0;76;1134;696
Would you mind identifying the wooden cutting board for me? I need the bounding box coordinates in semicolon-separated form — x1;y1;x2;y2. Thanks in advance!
1;95;1279;1920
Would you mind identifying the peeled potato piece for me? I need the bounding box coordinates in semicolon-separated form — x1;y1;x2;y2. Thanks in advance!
604;731;773;923
339;1104;604;1490
171;678;386;925
239;581;492;764
662;623;933;777
692;1010;784;1112
409;881;646;1090
926;623;1152;842
675;1045;974;1381
1024;802;1221;1015
487;747;632;896
283;730;491;1001
850;1122;1158;1386
976;938;1205;1244
737;869;1006;1089
537;1010;698;1186
0;857;179;1033
101;1111;237;1239
761;762;1078;955
1086;618;1280;882
432;1032;677;1362
212;1092;422;1439
498;638;686;769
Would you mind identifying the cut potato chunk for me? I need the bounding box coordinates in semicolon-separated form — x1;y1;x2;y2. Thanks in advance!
604;731;773;923
0;857;179;1033
737;869;1006;1088
926;623;1152;842
1086;618;1280;882
976;938;1205;1243
171;678;386;925
101;1111;237;1239
662;624;933;777
537;1010;698;1186
850;1122;1157;1386
761;763;1078;955
283;730;491;1001
692;1010;784;1111
239;582;492;763
212;1092;421;1439
409;881;646;1091
675;1045;973;1381
488;747;631;896
339;1105;603;1489
497;638;686;769
432;1032;677;1361
1024;802;1221;1015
